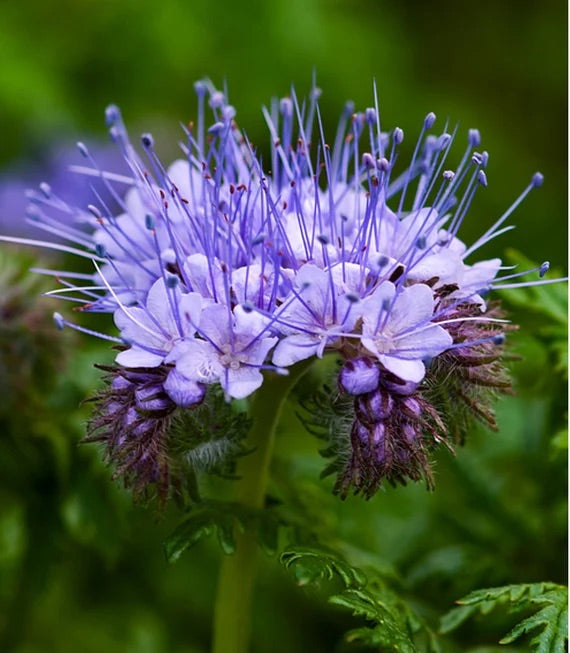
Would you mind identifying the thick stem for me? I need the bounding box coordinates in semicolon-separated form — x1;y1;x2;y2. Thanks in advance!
212;363;310;653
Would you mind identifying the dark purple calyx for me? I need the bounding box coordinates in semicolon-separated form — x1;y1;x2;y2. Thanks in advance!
335;369;447;499
85;363;205;505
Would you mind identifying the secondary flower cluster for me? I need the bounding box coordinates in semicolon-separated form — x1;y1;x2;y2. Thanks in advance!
5;80;558;498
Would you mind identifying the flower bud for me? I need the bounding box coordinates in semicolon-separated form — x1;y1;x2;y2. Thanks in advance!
339;358;380;395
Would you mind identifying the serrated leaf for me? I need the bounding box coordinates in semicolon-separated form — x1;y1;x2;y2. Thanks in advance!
281;545;365;588
164;513;217;563
440;604;475;634
331;588;416;652
344;622;417;653
281;545;440;652
500;589;568;653
215;517;238;555
441;583;568;652
164;501;246;563
165;501;287;562
331;585;441;653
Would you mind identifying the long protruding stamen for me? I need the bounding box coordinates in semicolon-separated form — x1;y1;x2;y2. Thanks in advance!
395;112;436;218
464;173;543;258
53;312;123;343
0;235;106;261
9;81;562;424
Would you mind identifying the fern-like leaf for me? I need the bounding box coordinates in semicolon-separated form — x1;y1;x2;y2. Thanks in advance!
441;582;568;652
281;545;440;652
281;545;366;588
164;500;281;562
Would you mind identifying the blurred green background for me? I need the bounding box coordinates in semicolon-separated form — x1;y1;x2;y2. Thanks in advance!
0;1;566;652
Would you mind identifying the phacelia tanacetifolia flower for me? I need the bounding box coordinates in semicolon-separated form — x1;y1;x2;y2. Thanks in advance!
2;80;564;499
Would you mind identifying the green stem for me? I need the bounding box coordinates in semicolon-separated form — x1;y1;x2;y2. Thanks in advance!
212;362;311;653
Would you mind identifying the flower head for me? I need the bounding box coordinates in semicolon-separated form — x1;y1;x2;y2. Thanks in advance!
4;79;563;498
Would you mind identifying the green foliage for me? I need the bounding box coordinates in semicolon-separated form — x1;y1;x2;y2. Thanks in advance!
164;500;281;563
281;545;366;588
441;583;568;652
164;501;244;561
281;545;440;652
333;587;440;653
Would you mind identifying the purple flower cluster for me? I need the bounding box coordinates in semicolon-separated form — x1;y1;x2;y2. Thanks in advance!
3;80;561;497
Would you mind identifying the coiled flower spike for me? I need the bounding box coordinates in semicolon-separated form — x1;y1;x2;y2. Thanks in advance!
2;79;564;499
